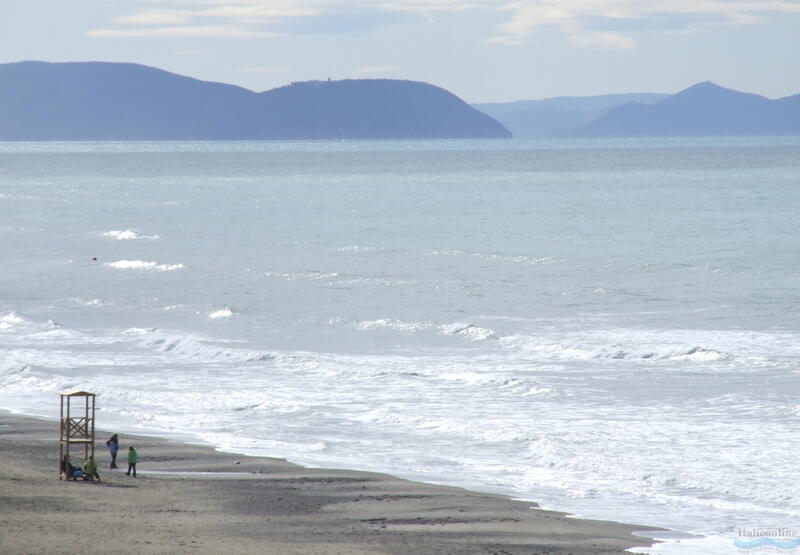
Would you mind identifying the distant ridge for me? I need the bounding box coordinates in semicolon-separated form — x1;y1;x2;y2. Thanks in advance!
474;93;668;138
0;61;510;140
571;82;800;137
475;83;800;137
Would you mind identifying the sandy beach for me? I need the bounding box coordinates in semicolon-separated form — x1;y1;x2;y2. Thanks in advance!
0;410;658;555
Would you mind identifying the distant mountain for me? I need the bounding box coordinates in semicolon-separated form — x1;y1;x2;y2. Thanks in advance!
571;82;800;136
254;79;510;139
0;61;510;140
474;93;668;138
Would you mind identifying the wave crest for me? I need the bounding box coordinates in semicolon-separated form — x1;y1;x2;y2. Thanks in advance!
442;322;497;340
501;334;734;363
106;260;184;271
0;312;25;330
354;319;434;332
128;328;274;363
102;229;159;241
209;307;235;319
669;346;731;362
264;270;339;281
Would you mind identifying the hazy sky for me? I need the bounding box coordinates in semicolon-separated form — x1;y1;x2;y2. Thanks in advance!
3;1;799;103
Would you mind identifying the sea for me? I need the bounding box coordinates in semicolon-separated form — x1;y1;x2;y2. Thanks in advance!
2;137;799;554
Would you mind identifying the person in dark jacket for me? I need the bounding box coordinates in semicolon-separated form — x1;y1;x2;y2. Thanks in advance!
61;454;83;480
106;433;119;469
126;446;138;477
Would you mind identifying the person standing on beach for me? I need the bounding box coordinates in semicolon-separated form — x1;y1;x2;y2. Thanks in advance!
126;446;138;477
106;433;119;469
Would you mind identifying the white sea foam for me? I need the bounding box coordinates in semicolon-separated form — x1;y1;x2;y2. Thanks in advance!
106;260;184;271
441;322;497;340
335;276;421;288
264;270;339;281
336;245;377;253
0;354;31;376
631;535;734;555
498;329;744;365
102;229;159;241
669;346;731;362
209;307;235;319
354;319;435;332
0;313;58;336
70;297;115;307
424;249;557;265
0;313;24;330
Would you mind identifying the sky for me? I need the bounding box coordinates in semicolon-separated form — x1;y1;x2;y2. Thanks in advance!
2;0;799;103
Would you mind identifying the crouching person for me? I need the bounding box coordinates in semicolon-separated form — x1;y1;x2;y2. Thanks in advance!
84;456;101;482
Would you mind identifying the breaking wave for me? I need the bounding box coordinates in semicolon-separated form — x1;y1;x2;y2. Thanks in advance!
0;312;25;331
442;322;497;340
106;260;184;271
669;346;731;362
209;307;235;319
102;229;159;241
336;245;378;253
502;335;734;363
128;328;275;363
263;270;339;281
0;313;61;335
354;319;435;332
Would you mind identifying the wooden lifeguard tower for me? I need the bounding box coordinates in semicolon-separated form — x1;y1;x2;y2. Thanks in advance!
59;389;96;480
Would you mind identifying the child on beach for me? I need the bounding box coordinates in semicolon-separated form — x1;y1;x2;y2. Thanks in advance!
106;433;119;469
84;456;101;482
126;446;137;477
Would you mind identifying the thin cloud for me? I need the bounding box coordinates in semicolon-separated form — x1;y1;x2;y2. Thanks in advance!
199;5;319;21
488;0;800;47
91;1;406;39
87;25;274;39
88;0;800;45
379;0;488;12
569;32;638;50
114;10;194;25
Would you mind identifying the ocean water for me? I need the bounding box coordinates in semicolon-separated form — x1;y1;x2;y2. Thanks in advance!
2;137;800;553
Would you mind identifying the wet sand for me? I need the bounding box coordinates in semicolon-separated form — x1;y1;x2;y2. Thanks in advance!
0;411;659;554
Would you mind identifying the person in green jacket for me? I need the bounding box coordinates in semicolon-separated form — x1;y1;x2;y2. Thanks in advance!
126;446;138;477
84;456;101;482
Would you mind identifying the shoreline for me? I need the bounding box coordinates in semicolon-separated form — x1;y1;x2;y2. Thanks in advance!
1;410;661;554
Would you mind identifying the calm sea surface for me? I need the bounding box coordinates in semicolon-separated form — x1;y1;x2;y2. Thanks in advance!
2;137;800;553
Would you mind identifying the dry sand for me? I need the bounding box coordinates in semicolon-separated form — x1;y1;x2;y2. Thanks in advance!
0;411;659;554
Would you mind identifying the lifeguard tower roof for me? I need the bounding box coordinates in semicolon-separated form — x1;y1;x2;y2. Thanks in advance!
59;389;96;397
